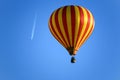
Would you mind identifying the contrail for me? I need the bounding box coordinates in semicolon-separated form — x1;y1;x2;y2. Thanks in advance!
31;13;37;40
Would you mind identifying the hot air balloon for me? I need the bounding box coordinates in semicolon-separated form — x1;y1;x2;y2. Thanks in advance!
48;5;95;63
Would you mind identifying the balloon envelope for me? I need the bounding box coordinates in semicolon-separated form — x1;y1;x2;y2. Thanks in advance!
48;5;95;56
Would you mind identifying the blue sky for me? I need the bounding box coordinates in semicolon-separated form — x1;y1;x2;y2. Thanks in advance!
0;0;120;80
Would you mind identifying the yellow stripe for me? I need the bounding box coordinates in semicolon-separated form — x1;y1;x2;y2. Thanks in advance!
74;6;80;48
66;6;72;46
78;10;94;48
75;7;88;49
52;10;67;48
58;8;69;48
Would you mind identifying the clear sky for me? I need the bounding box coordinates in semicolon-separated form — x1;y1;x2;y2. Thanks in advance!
0;0;120;80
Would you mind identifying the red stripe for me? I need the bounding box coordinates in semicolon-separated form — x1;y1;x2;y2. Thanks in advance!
49;14;66;47
78;9;91;46
71;6;75;47
75;6;84;46
62;6;71;47
54;9;68;47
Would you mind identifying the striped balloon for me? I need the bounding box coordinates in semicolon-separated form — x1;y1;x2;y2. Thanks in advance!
48;5;95;56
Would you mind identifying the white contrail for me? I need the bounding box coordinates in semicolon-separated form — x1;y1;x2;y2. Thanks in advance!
31;13;37;40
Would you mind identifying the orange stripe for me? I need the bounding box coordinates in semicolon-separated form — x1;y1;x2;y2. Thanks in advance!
66;6;72;47
73;6;80;47
75;7;84;49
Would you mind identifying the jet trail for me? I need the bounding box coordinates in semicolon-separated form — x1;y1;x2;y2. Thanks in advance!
31;13;37;40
